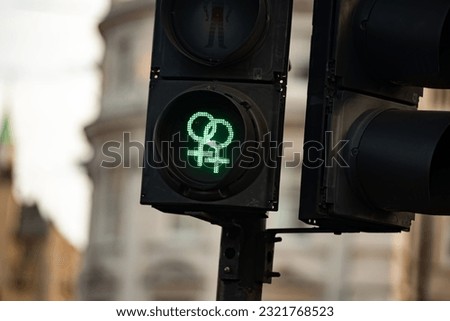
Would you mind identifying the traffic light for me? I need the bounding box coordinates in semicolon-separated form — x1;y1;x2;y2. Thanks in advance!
299;0;450;232
141;0;293;215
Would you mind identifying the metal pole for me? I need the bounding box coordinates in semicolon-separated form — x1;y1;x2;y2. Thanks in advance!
216;214;268;301
212;219;362;300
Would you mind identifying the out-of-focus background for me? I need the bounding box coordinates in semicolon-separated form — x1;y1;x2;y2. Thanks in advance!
1;0;450;301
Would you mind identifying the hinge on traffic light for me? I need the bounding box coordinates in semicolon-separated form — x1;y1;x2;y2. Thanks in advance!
150;67;160;80
274;72;287;96
325;60;337;101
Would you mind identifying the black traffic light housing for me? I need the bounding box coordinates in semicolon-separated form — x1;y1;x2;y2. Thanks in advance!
141;0;293;215
300;0;450;232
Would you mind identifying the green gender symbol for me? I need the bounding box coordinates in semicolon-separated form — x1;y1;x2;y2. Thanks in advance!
187;111;234;174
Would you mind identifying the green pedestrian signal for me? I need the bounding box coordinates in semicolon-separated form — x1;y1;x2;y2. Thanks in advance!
187;111;234;174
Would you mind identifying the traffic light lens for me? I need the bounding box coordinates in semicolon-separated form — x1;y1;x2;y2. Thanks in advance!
154;89;247;190
186;111;235;175
152;86;269;201
164;0;268;65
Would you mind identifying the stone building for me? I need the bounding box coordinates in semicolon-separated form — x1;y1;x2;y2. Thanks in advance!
80;0;450;300
0;115;81;301
0;115;17;300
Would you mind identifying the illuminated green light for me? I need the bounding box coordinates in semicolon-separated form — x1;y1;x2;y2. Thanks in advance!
187;111;234;174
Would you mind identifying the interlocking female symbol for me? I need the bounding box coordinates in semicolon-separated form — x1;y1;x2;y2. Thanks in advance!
187;111;234;174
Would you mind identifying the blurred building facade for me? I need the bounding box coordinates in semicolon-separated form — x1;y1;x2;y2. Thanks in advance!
80;0;219;300
79;0;450;300
0;115;17;300
0;116;81;301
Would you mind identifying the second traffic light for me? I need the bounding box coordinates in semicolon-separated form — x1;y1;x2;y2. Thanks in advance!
300;0;450;232
141;0;293;215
